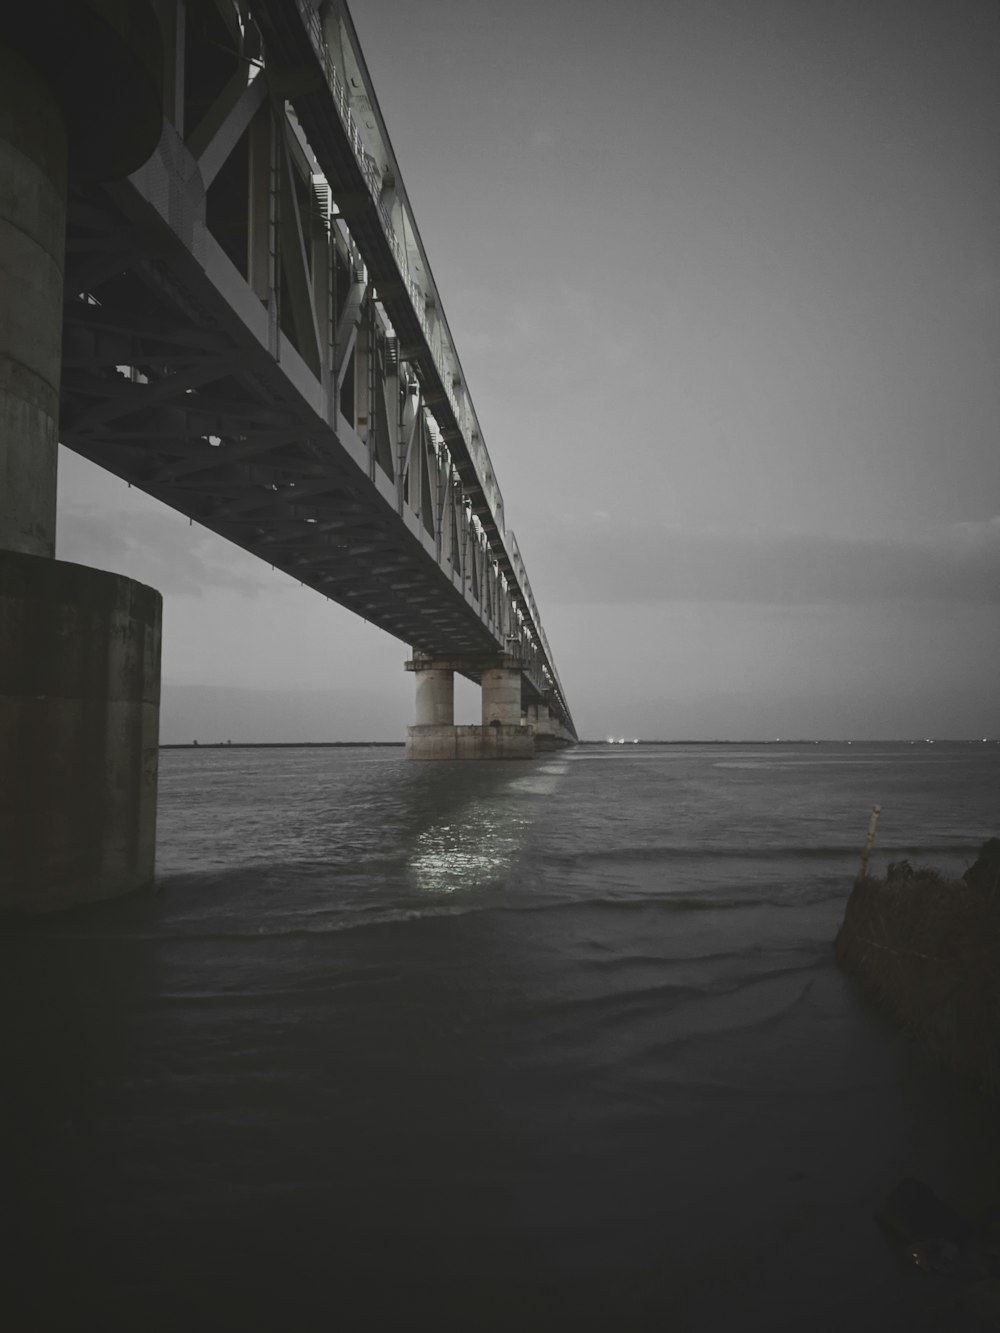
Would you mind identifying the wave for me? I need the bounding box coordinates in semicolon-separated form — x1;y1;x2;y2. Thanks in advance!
513;961;824;1029
637;975;819;1051
15;885;839;947
139;900;512;942
155;888;840;942
489;890;836;918
537;841;978;867
155;853;413;884
581;945;829;973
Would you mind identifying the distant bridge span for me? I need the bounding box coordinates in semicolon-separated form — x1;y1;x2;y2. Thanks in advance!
63;0;574;739
0;0;574;912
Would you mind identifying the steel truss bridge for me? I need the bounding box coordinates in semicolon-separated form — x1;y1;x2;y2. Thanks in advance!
60;0;575;736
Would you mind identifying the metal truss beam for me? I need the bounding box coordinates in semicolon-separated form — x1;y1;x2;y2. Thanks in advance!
56;0;574;735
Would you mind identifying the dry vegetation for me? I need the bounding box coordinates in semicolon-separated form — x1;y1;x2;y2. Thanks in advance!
836;840;1000;1094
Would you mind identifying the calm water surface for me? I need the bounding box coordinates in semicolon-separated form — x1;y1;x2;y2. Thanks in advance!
3;742;1000;1331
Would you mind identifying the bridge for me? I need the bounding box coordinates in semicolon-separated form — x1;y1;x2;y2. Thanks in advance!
0;0;576;913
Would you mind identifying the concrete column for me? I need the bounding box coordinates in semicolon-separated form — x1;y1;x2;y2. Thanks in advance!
526;701;566;752
0;6;164;912
0;44;66;558
0;554;161;913
525;702;548;731
414;668;454;726
406;658;459;759
481;665;534;759
481;667;522;728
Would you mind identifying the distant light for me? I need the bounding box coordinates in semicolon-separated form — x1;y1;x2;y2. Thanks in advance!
305;517;318;524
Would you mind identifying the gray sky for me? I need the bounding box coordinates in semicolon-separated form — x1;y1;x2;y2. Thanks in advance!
57;0;1000;740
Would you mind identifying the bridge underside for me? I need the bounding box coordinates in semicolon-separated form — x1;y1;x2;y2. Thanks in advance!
1;0;576;915
59;204;560;733
61;188;530;671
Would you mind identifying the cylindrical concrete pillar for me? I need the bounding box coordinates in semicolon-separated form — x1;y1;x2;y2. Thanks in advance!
481;667;522;728
0;7;164;911
414;668;455;727
526;702;553;734
0;552;162;913
0;43;67;558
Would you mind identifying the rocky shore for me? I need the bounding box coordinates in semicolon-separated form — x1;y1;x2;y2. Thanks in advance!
836;840;1000;1094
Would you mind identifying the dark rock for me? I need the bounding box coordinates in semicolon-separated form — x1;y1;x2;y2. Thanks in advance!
964;839;1000;896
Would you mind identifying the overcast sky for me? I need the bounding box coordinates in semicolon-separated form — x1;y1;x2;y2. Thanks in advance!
57;0;1000;741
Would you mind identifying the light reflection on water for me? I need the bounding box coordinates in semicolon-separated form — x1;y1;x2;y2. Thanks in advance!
408;804;529;893
408;759;572;894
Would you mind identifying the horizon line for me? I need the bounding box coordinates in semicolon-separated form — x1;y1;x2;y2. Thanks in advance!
159;737;998;750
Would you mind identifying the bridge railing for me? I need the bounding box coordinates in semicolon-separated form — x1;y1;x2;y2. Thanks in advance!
292;0;502;521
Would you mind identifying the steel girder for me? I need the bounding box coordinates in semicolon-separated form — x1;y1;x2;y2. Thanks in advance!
57;0;574;733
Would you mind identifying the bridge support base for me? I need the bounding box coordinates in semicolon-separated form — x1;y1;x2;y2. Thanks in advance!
525;701;555;750
405;723;533;761
0;552;161;914
405;655;535;760
536;733;574;751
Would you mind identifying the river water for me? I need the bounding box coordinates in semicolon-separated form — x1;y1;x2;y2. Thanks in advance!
3;742;999;1331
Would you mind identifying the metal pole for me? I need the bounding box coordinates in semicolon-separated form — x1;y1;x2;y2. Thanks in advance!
858;804;882;881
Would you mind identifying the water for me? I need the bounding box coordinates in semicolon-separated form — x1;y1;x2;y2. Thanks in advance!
3;742;999;1331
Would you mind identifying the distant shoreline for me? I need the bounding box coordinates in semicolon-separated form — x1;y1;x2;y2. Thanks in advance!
160;741;405;750
159;738;996;750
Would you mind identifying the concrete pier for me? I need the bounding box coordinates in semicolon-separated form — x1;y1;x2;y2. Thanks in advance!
414;668;455;727
525;700;561;751
481;665;522;728
405;655;535;760
0;554;161;912
480;663;533;759
0;7;164;912
0;45;65;559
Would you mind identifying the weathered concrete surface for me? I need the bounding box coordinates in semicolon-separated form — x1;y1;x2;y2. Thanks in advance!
525;701;568;750
413;668;454;727
546;725;577;749
480;722;534;759
405;656;539;759
533;732;570;751
0;43;67;559
0;6;165;913
406;723;534;761
406;724;474;760
524;701;551;734
0;552;161;913
1;4;164;561
5;3;163;183
481;666;522;728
